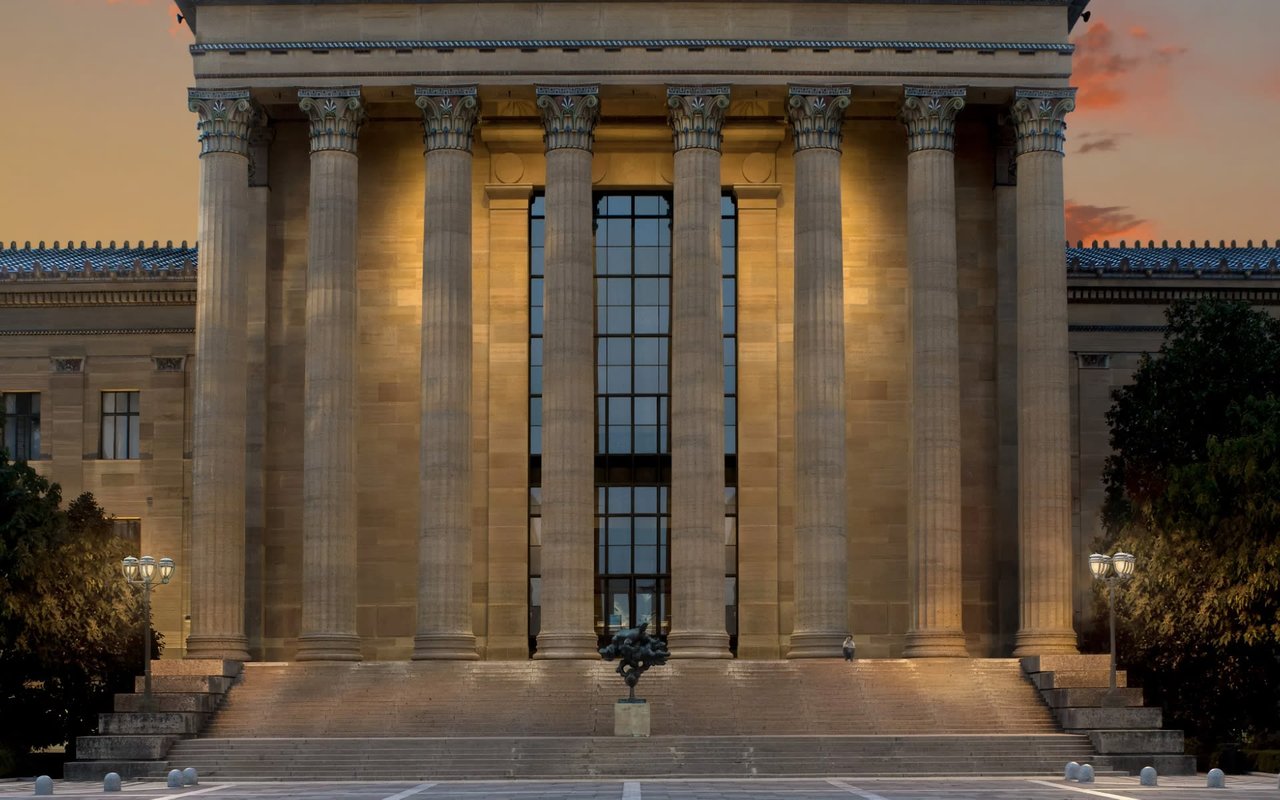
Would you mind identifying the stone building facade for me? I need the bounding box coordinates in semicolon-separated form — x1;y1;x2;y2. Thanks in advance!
7;0;1275;663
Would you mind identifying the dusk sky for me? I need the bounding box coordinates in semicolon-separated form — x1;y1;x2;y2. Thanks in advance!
0;0;1276;246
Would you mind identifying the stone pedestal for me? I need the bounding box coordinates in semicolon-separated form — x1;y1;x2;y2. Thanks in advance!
614;700;651;737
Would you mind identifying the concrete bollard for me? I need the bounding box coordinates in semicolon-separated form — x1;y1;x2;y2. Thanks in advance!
1064;761;1080;781
103;772;122;792
181;767;198;786
1139;766;1157;786
1207;768;1225;788
1077;764;1095;783
34;775;53;795
166;769;183;789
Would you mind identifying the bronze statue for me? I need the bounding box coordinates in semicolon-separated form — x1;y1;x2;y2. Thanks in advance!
599;622;670;701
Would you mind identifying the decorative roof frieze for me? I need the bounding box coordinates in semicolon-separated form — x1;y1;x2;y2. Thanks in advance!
1066;241;1280;278
298;88;366;154
1011;88;1076;156
536;86;600;152
901;87;966;153
667;86;731;153
787;87;851;152
415;86;480;153
190;38;1075;55
188;89;259;157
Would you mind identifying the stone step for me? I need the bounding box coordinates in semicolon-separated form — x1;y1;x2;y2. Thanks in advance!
99;712;207;735
75;734;183;761
1088;729;1185;754
1030;669;1126;690
151;658;243;678
1020;654;1113;674
1042;687;1144;707
63;760;171;781
134;674;232;694
1105;754;1197;776
1058;706;1163;731
114;691;223;713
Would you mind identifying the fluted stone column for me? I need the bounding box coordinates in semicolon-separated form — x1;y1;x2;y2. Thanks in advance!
900;87;969;658
666;86;732;659
413;87;481;660
1011;88;1079;656
534;86;600;659
786;87;851;658
186;89;257;661
296;88;366;662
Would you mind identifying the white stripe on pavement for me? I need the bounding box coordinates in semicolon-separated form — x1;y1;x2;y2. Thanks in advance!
1027;779;1140;800
379;782;438;800
621;780;642;800
826;778;891;800
175;785;236;797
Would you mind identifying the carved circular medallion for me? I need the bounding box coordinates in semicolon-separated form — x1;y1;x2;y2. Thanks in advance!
742;152;773;184
492;152;524;184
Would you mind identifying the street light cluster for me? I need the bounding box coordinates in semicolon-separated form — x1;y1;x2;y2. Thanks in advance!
121;554;176;711
1090;551;1136;694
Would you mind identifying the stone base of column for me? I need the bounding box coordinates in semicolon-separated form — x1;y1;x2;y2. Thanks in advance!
295;633;363;662
533;632;599;660
411;633;480;660
185;634;250;663
785;631;846;659
903;630;969;658
1012;629;1079;657
666;631;731;659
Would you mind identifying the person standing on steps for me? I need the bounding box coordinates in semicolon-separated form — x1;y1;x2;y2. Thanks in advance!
842;635;855;662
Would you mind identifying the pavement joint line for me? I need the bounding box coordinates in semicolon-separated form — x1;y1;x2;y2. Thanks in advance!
379;782;438;800
1027;779;1140;799
826;778;892;799
621;780;641;800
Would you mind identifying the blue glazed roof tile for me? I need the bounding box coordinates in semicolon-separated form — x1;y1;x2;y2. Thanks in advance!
0;242;197;276
1067;242;1280;276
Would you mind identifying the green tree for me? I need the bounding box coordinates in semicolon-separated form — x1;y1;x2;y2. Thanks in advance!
1099;299;1280;750
0;453;159;775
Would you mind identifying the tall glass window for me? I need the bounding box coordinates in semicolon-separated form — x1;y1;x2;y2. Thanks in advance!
101;391;140;460
2;393;41;461
530;192;738;653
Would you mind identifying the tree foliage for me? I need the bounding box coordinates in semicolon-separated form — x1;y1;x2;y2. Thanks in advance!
0;453;159;771
1099;299;1280;747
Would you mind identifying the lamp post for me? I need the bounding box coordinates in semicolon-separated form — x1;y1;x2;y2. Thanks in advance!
122;555;175;711
1088;551;1135;694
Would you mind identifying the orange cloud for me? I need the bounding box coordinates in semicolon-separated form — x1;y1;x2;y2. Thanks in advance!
1071;20;1187;116
1065;201;1156;244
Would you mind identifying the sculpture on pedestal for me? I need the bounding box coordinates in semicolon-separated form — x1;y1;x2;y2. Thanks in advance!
599;622;670;702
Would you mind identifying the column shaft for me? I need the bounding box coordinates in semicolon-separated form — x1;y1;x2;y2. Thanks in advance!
535;88;600;658
414;89;480;659
297;89;365;662
668;143;731;659
1012;90;1079;656
186;90;255;661
901;89;968;658
787;89;850;658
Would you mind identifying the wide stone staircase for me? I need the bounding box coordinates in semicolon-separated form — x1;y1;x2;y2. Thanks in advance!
71;658;1113;780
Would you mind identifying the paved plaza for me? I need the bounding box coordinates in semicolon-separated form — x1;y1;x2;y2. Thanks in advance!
2;776;1279;800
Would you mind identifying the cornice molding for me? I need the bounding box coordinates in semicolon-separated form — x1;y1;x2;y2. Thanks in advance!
0;289;196;307
0;328;195;337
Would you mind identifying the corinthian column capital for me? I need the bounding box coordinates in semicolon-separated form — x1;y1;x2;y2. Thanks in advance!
901;87;967;153
1011;88;1077;156
188;89;259;157
415;87;480;153
298;88;367;154
536;86;600;152
666;86;731;152
787;87;851;153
